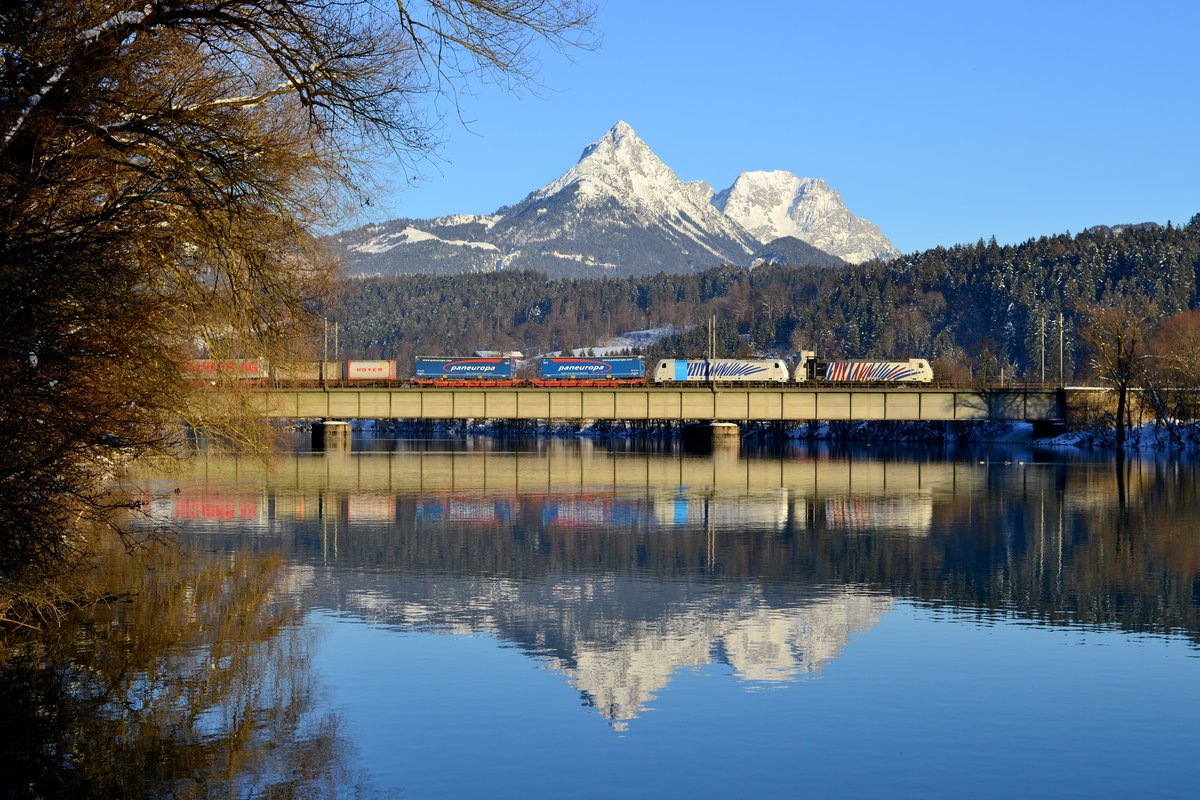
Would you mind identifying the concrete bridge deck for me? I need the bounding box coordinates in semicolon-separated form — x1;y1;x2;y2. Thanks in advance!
244;385;1065;423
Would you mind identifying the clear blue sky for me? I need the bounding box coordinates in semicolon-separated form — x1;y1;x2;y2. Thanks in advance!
364;0;1200;254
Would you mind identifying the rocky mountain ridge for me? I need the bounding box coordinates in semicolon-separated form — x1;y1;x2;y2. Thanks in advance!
714;171;898;265
331;122;897;277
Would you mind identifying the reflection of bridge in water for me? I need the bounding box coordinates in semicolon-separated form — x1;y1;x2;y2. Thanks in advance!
173;441;987;497
155;441;1149;537
162;443;989;535
133;444;1193;727
139;444;965;724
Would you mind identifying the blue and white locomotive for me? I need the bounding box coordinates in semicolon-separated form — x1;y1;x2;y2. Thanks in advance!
651;358;791;384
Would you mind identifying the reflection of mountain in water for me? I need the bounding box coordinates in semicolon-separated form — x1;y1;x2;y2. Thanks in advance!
326;569;889;727
561;592;889;728
129;442;1200;725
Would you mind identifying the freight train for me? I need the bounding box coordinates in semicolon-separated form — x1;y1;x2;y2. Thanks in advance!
187;352;933;387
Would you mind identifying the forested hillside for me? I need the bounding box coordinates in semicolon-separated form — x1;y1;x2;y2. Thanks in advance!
331;216;1200;380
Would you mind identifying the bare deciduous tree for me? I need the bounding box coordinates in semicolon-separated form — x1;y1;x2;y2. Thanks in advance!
0;0;594;602
1080;298;1154;447
1144;308;1200;438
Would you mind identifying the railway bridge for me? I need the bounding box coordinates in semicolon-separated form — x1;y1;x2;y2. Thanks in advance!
243;384;1067;427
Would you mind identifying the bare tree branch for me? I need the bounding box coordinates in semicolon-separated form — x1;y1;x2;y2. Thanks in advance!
0;0;595;592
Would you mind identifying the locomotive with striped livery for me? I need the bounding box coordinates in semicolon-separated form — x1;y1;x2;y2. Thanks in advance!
794;351;933;383
651;358;791;384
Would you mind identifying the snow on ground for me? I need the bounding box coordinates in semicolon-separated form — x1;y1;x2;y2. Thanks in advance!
348;226;499;254
431;213;501;229
356;417;1200;449
542;251;620;270
613;327;682;346
1041;421;1200;450
567;345;634;356
545;327;683;357
959;420;1200;450
775;419;1200;451
910;420;1200;450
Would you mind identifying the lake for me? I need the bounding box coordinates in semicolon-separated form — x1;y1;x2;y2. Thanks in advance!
4;437;1198;798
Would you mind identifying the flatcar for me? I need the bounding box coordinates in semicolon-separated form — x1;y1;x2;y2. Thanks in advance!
795;351;933;383
186;358;270;381
347;360;398;381
272;361;342;384
651;358;790;384
414;356;515;384
537;356;644;385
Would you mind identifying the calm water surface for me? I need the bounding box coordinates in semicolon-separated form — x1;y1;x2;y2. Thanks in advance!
12;438;1200;797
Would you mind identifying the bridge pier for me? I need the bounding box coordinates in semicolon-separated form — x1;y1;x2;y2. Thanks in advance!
682;422;740;450
312;419;351;451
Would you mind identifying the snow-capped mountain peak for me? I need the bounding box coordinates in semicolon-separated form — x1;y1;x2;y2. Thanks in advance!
502;122;759;271
714;170;898;264
580;118;637;159
713;170;814;243
331;122;897;277
532;121;695;212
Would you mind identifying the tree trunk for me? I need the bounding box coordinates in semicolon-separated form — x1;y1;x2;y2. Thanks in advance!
1115;383;1127;448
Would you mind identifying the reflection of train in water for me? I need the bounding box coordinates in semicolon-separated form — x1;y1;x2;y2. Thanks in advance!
188;351;933;387
654;489;790;532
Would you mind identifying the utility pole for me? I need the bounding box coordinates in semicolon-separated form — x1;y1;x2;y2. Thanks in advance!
707;314;716;383
323;317;329;389
1041;316;1046;385
1058;312;1064;388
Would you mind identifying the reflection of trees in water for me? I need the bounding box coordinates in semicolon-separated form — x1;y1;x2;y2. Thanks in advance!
139;447;1200;662
254;460;1200;645
800;462;1200;641
0;542;365;798
105;448;1200;732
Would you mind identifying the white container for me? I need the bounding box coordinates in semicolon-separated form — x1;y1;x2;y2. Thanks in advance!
346;360;398;380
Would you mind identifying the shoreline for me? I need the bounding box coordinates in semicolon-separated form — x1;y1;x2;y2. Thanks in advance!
289;418;1200;452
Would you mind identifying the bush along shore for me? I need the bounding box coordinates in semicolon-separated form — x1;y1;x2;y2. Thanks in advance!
309;417;1190;449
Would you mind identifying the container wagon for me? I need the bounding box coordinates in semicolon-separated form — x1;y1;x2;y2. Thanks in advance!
272;361;343;384
186;358;270;381
538;356;644;384
414;356;514;383
346;360;398;381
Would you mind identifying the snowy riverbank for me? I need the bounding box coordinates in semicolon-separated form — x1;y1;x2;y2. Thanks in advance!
319;417;1200;451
